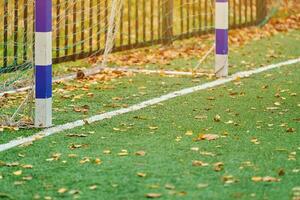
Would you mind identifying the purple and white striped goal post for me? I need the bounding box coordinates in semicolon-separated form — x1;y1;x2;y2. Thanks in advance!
34;0;52;127
215;0;229;77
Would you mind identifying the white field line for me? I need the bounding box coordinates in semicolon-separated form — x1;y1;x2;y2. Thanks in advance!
0;66;206;97
0;58;299;152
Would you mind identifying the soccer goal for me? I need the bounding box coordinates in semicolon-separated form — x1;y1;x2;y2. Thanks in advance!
1;0;265;129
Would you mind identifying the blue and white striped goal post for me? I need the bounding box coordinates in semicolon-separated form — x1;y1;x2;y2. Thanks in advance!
32;0;227;127
35;0;52;127
215;0;229;77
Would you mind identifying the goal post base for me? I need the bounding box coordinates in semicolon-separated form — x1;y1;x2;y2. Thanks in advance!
215;54;228;78
35;98;52;128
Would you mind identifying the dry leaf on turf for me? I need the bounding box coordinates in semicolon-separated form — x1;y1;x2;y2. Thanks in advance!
146;193;162;198
22;176;33;181
251;176;280;182
214;114;221;122
66;134;88;138
278;168;285;176
118;150;128;156
195;134;219;141
135;151;146;156
251;138;260;145
191;147;199;151
58;188;68;194
22;164;33;169
79;157;90;164
165;184;175;190
103;150;111;154
192;160;209;167
94;158;102;165
185;130;193;136
222;175;238;184
149;126;158;130
137;172;147;177
89;185;97;190
213;162;224;171
13;170;22;176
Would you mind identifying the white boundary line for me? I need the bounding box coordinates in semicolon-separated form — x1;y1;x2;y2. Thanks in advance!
0;66;207;97
0;58;299;152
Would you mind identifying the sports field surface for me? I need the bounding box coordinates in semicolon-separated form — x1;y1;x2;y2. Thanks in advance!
0;26;299;199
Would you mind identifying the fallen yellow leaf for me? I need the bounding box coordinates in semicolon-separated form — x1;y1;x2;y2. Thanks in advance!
13;170;22;176
146;193;162;198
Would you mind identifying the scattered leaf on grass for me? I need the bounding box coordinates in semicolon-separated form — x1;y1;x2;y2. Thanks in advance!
46;153;61;162
22;176;33;181
89;185;97;190
190;147;199;151
22;164;33;169
103;150;111;154
69;144;87;150
68;190;80;195
68;154;78;158
251;138;260;145
80;157;90;164
222;175;238;184
4;162;19;167
251;176;280;182
118;150;128;156
137;172;147;177
214;114;221;122
288;152;296;161
66;134;88;138
278;168;285;176
13;170;22;176
165;184;175;190
286;127;296;133
192;160;209;167
135;151;146;156
146;193;162;198
194;115;207;120
58;188;68;194
149;126;158;130
185;130;193;136
200;151;216;157
175;136;182;142
195;134;219;141
213;162;224;172
0;193;13;199
14;181;25;185
94;158;102;165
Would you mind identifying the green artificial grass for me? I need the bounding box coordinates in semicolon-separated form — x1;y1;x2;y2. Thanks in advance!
1;74;210;144
0;26;299;200
0;57;299;200
2;29;300;144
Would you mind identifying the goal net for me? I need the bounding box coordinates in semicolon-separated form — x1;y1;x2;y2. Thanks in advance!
1;0;259;129
0;0;35;127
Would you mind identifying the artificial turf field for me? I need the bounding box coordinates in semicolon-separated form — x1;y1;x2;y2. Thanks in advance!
0;31;299;199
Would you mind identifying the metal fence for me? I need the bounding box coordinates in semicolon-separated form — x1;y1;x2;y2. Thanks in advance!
0;0;267;69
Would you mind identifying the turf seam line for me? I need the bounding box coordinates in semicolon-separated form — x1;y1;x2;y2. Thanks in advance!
0;57;299;152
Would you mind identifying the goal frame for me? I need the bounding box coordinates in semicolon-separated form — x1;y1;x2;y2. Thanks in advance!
33;0;228;128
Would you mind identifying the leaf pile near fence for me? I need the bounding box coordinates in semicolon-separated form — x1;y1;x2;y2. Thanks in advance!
0;0;267;70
